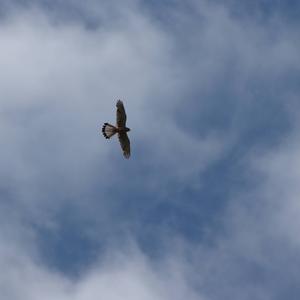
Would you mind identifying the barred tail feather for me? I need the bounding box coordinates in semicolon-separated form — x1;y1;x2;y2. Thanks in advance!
102;123;117;139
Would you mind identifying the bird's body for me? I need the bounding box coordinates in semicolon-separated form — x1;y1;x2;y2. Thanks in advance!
102;100;131;158
116;127;131;133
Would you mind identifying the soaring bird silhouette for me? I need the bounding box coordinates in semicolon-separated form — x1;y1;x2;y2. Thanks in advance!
102;100;131;158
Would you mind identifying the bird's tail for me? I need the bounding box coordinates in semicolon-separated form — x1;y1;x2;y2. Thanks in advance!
102;123;117;139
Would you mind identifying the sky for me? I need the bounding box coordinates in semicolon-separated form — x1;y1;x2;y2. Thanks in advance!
0;0;300;299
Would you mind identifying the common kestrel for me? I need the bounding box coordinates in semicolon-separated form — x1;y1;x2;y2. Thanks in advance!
102;100;131;158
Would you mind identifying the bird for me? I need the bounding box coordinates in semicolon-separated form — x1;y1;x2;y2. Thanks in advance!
102;100;131;158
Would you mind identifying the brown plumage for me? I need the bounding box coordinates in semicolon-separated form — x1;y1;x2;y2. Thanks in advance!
102;100;131;158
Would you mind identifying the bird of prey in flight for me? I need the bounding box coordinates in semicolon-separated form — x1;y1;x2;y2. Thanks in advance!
102;100;131;159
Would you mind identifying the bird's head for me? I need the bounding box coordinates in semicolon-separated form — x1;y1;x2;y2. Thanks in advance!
125;127;131;132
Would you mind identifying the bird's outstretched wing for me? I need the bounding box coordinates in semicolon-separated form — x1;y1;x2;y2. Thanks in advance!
118;132;130;159
116;100;127;127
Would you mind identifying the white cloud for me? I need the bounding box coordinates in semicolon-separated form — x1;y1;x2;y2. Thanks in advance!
175;118;300;300
251;125;300;248
0;240;201;300
0;1;231;219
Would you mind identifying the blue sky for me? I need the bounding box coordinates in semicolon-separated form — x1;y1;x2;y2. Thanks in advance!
0;0;300;299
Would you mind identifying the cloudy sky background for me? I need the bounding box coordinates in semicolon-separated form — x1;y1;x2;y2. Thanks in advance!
0;0;300;299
